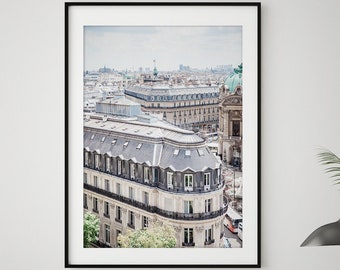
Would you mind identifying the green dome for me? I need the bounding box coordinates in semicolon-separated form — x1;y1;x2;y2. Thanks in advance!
224;63;242;93
153;67;158;77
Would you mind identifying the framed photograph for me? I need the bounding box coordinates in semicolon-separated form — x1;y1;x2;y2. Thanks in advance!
65;2;260;268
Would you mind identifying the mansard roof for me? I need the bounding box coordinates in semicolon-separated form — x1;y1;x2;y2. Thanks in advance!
84;114;221;172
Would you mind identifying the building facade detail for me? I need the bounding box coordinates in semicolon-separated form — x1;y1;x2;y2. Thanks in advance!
83;114;227;248
218;65;243;168
124;84;220;132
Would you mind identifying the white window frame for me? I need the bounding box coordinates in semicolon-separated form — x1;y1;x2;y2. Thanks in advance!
93;175;98;187
143;191;149;205
116;183;121;195
117;159;122;175
205;227;213;242
105;179;110;191
184;174;193;191
144;166;150;183
167;172;174;189
183;228;194;244
84;152;89;166
106;157;110;172
184;200;193;214
204;172;211;191
129;186;134;200
205;198;212;213
95;154;99;169
130;163;135;179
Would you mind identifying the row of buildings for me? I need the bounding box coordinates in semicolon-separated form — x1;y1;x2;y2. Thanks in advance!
83;64;243;248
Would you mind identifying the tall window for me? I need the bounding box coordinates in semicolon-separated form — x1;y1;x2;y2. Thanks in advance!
83;194;88;209
205;227;213;244
205;199;212;213
106;157;110;172
117;159;122;175
167;172;174;189
144;167;150;183
93;197;98;213
84;152;89;166
83;173;87;184
95;154;99;169
104;201;110;217
232;120;240;136
105;179;110;191
204;173;211;190
184;200;193;214
105;224;110;244
142;216;149;229
128;211;135;228
130;164;135;179
183;228;194;245
143;191;149;205
93;175;98;187
116;206;121;222
116;183;121;195
129;187;134;200
184;174;193;191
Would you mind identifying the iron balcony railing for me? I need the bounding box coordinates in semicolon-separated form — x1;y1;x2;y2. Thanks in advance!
84;165;225;194
84;183;228;221
182;242;195;247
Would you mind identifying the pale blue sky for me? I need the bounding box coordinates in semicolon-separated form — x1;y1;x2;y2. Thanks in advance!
84;26;242;71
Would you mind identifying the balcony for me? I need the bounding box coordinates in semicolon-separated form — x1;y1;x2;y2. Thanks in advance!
84;166;225;195
84;183;228;221
182;242;195;247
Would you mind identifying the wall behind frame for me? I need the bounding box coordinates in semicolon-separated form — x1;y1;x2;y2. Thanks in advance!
0;0;339;269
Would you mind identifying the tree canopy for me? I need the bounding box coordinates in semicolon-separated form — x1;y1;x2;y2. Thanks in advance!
83;212;100;248
118;222;177;248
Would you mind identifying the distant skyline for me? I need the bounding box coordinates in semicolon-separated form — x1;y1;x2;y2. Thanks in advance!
84;26;242;71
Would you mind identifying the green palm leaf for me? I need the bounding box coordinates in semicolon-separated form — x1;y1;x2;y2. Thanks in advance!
317;149;340;185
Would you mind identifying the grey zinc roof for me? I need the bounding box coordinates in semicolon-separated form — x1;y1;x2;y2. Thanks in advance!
84;116;220;172
84;132;156;165
127;84;219;96
84;116;204;144
158;144;220;172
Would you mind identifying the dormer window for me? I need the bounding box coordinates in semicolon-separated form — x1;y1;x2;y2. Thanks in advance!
167;172;174;189
184;174;193;191
123;141;129;147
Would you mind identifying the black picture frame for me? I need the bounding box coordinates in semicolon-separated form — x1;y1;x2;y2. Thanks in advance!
65;2;261;268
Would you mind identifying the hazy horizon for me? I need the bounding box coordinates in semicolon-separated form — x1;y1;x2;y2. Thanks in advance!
84;26;242;71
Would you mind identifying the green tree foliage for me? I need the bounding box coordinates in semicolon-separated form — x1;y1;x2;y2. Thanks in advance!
83;212;100;248
117;222;177;248
318;149;340;186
